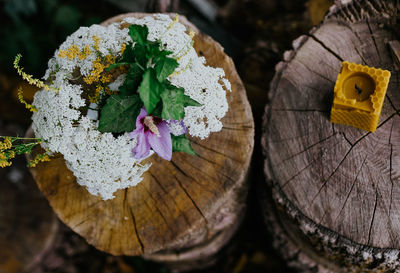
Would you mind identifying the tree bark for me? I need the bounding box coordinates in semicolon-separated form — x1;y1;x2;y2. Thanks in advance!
28;13;254;272
262;0;400;271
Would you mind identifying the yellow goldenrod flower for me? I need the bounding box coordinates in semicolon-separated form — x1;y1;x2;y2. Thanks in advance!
189;29;195;39
120;43;126;54
100;74;113;84
28;152;50;168
89;85;103;103
80;45;92;60
84;54;116;85
0;160;12;168
17;87;38;112
4;137;12;150
170;58;192;77
168;14;179;30
58;49;67;58
105;54;115;64
14;54;58;92
93;36;101;50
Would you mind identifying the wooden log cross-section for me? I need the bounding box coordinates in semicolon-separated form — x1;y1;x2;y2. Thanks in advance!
28;13;254;272
261;0;400;272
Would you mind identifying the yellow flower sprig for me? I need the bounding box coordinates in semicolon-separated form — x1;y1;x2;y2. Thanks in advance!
93;36;101;50
28;152;51;168
176;39;195;61
59;44;92;60
170;58;193;77
17;87;37;112
14;54;58;92
0;136;49;168
168;14;179;30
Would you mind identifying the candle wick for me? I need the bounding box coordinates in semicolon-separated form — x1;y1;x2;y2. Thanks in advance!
355;84;363;94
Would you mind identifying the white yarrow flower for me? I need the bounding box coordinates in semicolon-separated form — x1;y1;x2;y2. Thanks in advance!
32;15;230;200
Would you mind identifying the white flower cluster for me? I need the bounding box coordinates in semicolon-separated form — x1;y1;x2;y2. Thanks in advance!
32;14;230;200
123;14;231;139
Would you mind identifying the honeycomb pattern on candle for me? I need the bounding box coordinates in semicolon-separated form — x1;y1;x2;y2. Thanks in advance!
330;61;391;132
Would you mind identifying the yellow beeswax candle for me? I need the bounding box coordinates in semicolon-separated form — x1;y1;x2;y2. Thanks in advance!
330;61;391;132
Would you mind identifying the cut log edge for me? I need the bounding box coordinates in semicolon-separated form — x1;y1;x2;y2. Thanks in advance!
327;0;399;22
261;3;400;269
27;12;254;271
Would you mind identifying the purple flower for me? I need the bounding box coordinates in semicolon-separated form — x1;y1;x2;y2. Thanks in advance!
129;108;172;161
168;119;187;136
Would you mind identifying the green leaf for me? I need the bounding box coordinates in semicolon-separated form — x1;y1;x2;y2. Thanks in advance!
172;135;196;155
154;57;179;82
119;64;143;97
138;69;163;114
106;62;130;71
151;101;163;118
183;94;202;107
98;95;142;133
133;44;147;68
128;25;148;45
146;41;161;58
160;87;185;120
120;43;135;62
147;41;172;63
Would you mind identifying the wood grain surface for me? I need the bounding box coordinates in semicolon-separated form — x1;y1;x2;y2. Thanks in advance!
29;13;254;262
262;0;400;270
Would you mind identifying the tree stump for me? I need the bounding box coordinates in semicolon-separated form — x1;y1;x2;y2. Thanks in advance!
261;0;400;271
0;168;58;273
28;13;254;272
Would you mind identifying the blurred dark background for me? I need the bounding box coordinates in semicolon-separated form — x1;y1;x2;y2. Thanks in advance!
0;0;333;272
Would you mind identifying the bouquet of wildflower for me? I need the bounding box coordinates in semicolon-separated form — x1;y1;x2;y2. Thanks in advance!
12;14;231;200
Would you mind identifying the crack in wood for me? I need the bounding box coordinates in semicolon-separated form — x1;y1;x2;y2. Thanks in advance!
341;132;353;146
196;152;223;168
308;33;344;62
271;108;327;113
142;186;171;232
129;207;145;254
378;113;397;129
366;19;383;66
309;133;366;205
367;188;378;245
386;94;399;113
296;58;336;84
222;124;253;130
65;200;103;221
333;156;367;224
107;228;113;250
389;120;394;216
170;160;216;195
181;155;236;189
221;126;251;132
123;188;128;204
372;162;399;244
281;157;320;189
279;133;336;164
72;219;87;229
339;22;372;66
170;170;208;225
190;139;242;163
148;172;191;227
